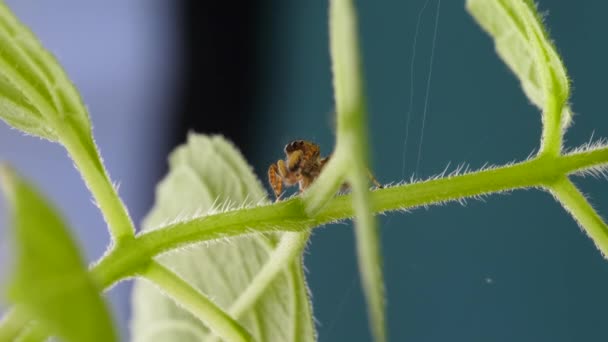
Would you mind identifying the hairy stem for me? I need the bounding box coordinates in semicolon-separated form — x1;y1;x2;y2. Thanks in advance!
85;148;607;290
139;261;255;342
87;148;608;289
7;145;608;339
302;151;348;214
60;125;135;242
328;0;385;338
349;160;385;342
136;157;546;258
548;177;608;257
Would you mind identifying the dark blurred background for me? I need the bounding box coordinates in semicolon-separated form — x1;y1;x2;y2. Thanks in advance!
2;0;608;341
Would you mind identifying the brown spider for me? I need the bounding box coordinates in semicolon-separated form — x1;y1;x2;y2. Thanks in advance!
267;140;382;200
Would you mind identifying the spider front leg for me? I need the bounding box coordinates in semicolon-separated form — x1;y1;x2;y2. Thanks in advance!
267;162;284;200
286;149;303;171
268;159;299;201
368;170;383;189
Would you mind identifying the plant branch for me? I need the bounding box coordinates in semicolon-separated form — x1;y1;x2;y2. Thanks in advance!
302;150;348;214
327;0;385;339
137;157;543;259
522;8;563;156
348;159;385;342
9;145;608;339
548;177;608;257
60;125;135;242
86;147;608;287
138;261;255;342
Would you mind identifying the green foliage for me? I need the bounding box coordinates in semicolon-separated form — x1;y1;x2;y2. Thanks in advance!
131;134;315;342
0;2;90;142
0;166;117;342
0;2;134;242
1;1;608;342
466;0;571;133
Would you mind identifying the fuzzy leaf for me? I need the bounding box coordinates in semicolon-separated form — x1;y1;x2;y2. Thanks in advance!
466;0;571;129
0;166;117;342
0;3;90;141
131;134;315;342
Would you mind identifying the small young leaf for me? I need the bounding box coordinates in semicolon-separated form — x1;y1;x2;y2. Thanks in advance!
131;134;315;342
466;0;572;129
0;166;117;342
0;3;90;141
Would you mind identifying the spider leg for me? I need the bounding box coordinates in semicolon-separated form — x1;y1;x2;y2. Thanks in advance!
267;162;283;200
286;150;303;171
367;170;384;189
277;159;288;178
298;174;314;192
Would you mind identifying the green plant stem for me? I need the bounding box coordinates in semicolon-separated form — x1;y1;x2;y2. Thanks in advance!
520;4;562;156
328;0;385;338
7;145;608;340
302;151;348;214
88;147;608;289
139;261;255;342
548;177;608;257
138;158;543;262
509;0;569;157
349;162;385;342
535;51;565;157
60;125;135;242
539;77;563;156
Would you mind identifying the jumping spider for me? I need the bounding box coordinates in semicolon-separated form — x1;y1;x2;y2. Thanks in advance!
267;140;382;200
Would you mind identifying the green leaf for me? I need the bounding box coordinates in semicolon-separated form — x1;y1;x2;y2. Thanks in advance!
466;0;571;130
0;3;135;242
131;134;316;342
0;3;90;141
0;166;117;342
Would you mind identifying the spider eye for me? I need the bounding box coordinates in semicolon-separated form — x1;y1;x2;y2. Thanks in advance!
284;140;304;153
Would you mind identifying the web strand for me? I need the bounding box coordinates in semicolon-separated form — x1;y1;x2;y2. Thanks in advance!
401;0;431;179
415;0;441;175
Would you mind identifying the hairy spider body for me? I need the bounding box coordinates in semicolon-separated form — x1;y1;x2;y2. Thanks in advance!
268;140;329;199
268;140;381;200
